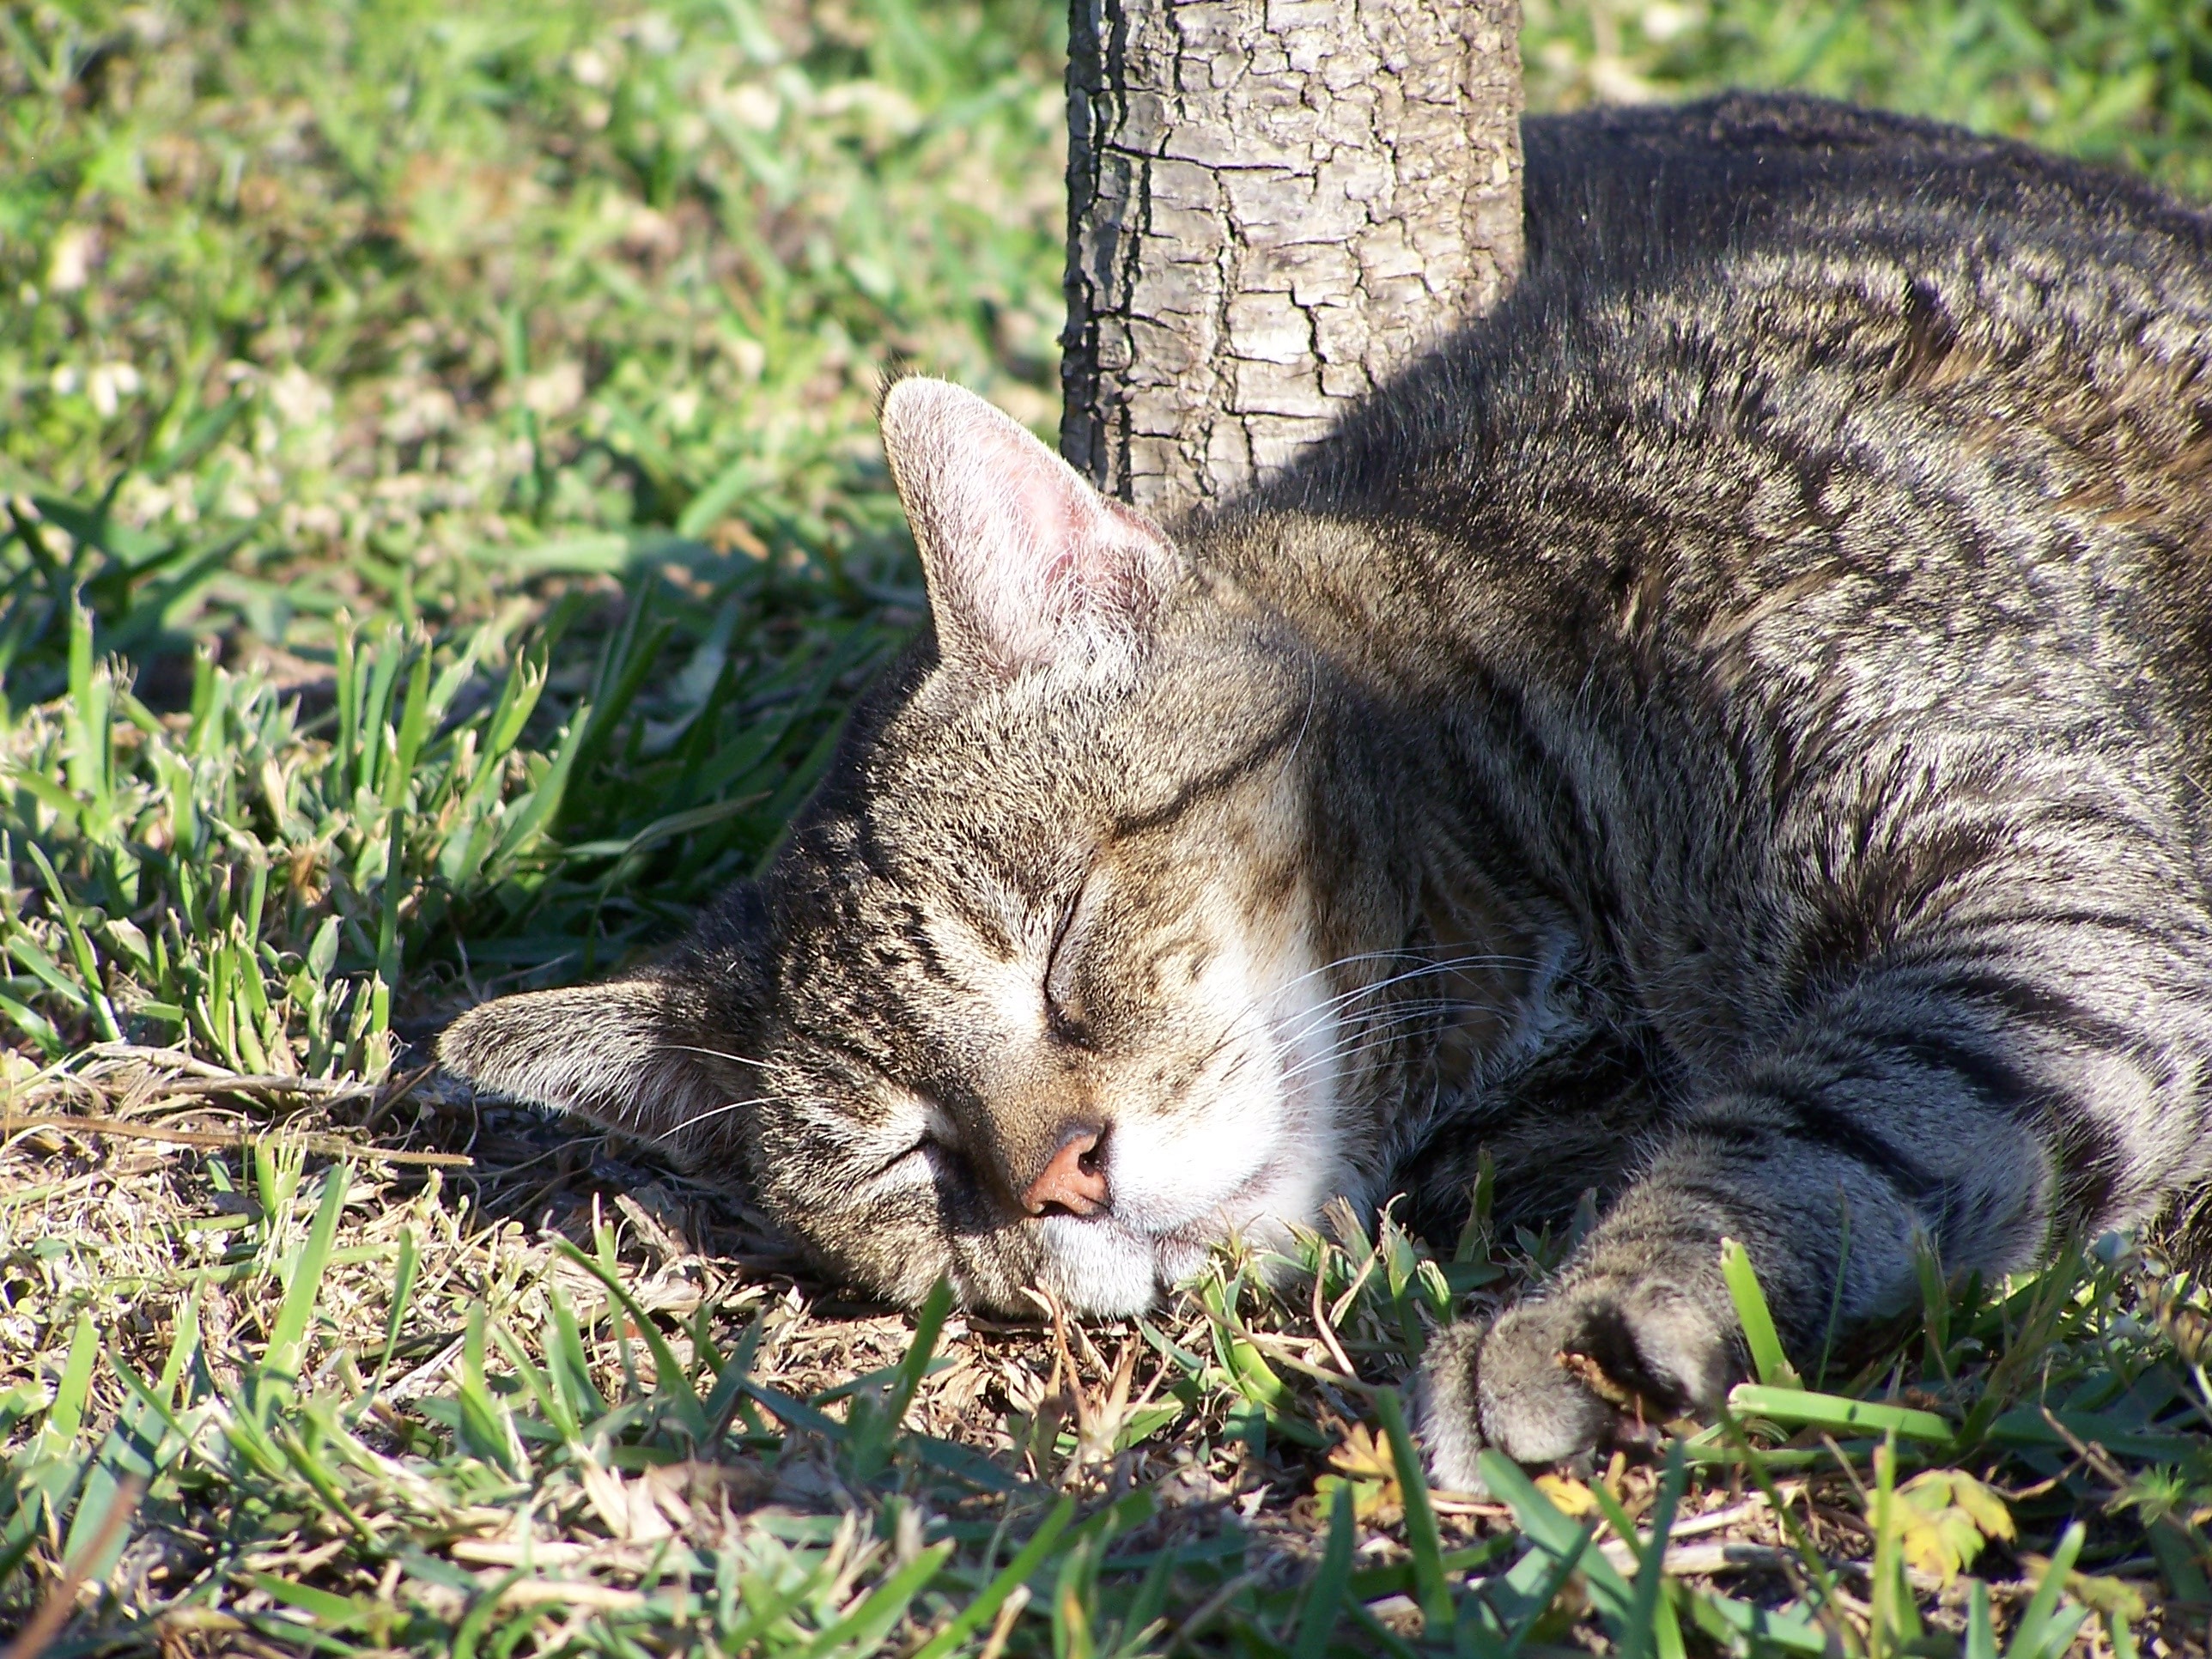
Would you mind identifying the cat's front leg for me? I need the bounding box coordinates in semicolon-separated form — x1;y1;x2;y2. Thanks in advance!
1418;1104;1955;1484
1419;797;2212;1478
1417;1042;2057;1483
1421;1269;1734;1487
1417;1144;1760;1487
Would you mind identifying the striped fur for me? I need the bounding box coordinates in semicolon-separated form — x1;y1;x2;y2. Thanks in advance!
441;94;2212;1482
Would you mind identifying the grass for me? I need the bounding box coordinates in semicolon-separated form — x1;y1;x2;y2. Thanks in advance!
5;0;2212;1652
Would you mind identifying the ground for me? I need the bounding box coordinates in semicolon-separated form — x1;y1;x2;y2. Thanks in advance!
6;1;2212;1653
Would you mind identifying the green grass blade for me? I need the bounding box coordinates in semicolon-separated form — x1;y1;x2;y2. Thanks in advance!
909;1496;1075;1659
1727;1383;1952;1443
450;1567;531;1659
702;1311;766;1441
1720;1237;1799;1389
44;1310;100;1446
358;629;405;797
370;1225;419;1400
550;1237;707;1440
732;1375;846;1439
1677;1587;1832;1656
487;701;593;872
545;1286;609;1425
850;1275;952;1481
101;1348;193;1450
51;1465;143;1612
1625;1442;1687;1659
1477;1449;1638;1626
373;808;404;1037
271;1419;377;1542
2147;1517;2212;1605
384;644;433;810
1494;1520;1592;1655
263;1164;351;1395
488;1319;576;1444
0;990;64;1057
2004;1521;2086;1659
154;1291;200;1406
798;1539;951;1657
457;1303;528;1478
249;1571;372;1630
717;1553;840;1653
1292;1481;1355;1659
21;841;121;1042
1869;1435;1917;1655
1375;1386;1451;1631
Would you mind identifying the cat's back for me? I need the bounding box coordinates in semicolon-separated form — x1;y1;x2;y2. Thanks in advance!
1377;92;2212;499
1273;94;2212;739
1516;93;2212;299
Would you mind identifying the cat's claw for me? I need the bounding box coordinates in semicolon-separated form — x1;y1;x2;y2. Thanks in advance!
1417;1281;1734;1492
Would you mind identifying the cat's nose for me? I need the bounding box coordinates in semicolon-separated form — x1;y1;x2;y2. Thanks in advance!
1022;1126;1109;1218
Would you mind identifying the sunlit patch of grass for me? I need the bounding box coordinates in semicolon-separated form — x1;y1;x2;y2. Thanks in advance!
1522;0;2212;197
7;1123;2210;1650
1;0;1062;703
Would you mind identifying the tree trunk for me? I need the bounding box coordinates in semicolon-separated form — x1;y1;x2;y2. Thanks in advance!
1061;0;1524;520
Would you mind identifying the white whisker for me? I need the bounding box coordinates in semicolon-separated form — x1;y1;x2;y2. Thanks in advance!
655;1041;775;1068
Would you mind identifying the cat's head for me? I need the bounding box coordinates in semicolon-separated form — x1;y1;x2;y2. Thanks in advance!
439;380;1419;1316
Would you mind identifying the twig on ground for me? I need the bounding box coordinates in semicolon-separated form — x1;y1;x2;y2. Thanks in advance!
146;1074;378;1103
496;1579;647;1612
1598;1537;1796;1577
1;1112;473;1168
82;1045;380;1097
2039;1403;2136;1491
977;1583;1030;1659
1429;1493;1513;1516
1312;1262;1359;1380
360;1061;441;1134
1665;1496;1772;1540
1241;1329;1375;1395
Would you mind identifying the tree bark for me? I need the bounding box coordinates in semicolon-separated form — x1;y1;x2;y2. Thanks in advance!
1062;0;1524;519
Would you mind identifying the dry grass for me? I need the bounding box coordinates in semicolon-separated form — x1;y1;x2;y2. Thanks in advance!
8;1043;2212;1653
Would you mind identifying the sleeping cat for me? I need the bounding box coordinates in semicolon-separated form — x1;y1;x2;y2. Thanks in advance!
440;93;2212;1487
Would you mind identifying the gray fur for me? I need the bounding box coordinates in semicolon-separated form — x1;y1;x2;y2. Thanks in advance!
441;94;2212;1484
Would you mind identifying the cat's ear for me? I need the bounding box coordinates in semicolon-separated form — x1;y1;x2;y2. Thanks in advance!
879;377;1181;674
436;973;745;1166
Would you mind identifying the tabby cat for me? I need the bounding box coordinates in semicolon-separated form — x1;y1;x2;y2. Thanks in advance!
441;94;2212;1486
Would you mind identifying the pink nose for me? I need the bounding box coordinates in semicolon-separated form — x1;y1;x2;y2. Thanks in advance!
1022;1129;1109;1217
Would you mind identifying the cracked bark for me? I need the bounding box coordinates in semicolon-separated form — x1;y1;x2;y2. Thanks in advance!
1062;0;1524;519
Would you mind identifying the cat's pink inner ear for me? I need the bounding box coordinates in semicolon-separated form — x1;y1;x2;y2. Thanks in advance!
880;377;1177;673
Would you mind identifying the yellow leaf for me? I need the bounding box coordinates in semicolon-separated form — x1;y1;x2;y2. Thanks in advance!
1891;1470;2013;1588
1323;1425;1403;1526
1947;1474;2015;1543
1328;1424;1398;1485
1898;1507;1982;1583
1536;1474;1598;1517
1316;1471;1399;1528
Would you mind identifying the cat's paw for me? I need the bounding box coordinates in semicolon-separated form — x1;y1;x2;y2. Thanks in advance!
1418;1280;1734;1486
1413;1316;1515;1492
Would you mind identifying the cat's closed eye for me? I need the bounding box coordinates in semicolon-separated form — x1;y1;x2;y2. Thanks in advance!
874;1098;965;1184
1042;886;1095;1046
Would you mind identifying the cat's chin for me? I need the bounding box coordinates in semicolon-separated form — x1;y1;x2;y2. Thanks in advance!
1032;1214;1175;1316
1030;1203;1315;1317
